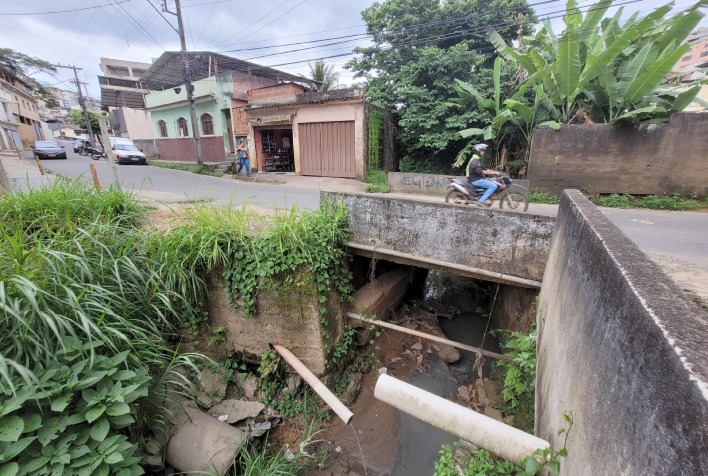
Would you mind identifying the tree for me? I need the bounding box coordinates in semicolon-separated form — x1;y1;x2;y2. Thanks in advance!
71;109;102;136
307;60;339;91
347;0;536;173
0;48;59;108
455;0;707;174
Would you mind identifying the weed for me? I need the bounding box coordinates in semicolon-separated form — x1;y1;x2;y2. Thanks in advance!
148;160;223;177
634;193;706;210
364;170;391;193
208;326;228;347
527;189;561;204
593;194;632;208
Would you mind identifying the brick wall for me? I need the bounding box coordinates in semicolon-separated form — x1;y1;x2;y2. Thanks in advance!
247;83;305;101
231;72;278;99
155;137;225;163
233;104;248;135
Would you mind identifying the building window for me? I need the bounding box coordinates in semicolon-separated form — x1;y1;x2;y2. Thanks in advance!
176;117;189;137
682;55;692;61
701;51;708;57
157;120;168;138
201;113;214;135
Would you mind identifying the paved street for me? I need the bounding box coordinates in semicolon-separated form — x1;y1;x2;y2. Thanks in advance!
2;144;707;302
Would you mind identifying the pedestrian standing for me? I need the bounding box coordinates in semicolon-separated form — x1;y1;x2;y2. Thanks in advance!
236;141;251;177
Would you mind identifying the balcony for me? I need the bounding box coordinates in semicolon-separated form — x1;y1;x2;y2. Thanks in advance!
0;88;13;103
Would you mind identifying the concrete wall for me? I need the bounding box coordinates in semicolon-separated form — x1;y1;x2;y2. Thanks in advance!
388;172;529;197
154;136;225;163
204;272;345;376
321;192;554;286
528;113;708;196
111;107;154;140
536;190;708;475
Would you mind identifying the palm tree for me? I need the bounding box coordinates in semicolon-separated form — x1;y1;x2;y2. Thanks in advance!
308;60;339;91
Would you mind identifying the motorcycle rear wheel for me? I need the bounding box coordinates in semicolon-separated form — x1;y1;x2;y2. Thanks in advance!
79;149;88;156
501;190;529;211
91;152;103;160
445;190;469;205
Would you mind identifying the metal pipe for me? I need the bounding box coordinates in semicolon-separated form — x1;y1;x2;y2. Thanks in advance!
374;374;549;466
272;344;354;425
347;243;542;289
348;312;512;362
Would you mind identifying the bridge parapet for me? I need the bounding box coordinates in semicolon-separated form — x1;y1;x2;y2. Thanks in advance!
321;192;555;287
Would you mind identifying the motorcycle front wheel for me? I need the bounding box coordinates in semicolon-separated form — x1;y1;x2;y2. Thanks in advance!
445;190;469;205
91;152;103;160
500;189;529;212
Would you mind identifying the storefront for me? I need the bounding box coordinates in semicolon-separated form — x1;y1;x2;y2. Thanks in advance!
254;126;294;173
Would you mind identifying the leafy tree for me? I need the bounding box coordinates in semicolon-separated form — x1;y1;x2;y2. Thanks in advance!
307;60;339;91
71;109;102;136
347;0;536;173
0;48;59;109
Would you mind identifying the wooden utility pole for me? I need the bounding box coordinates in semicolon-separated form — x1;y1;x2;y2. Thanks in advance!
98;113;121;191
174;0;203;166
52;64;95;146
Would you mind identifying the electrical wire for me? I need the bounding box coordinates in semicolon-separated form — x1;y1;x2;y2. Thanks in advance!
211;0;292;48
0;0;133;16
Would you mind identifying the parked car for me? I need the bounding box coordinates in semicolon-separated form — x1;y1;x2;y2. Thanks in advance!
32;141;67;160
110;138;147;165
73;139;90;153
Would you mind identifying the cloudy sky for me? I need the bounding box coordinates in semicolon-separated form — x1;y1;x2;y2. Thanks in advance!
0;0;703;98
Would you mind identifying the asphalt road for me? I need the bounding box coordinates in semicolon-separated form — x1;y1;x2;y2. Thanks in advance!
45;140;320;210
41;140;708;268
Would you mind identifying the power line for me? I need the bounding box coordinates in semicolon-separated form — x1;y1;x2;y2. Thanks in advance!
211;0;292;48
108;0;165;50
0;1;133;16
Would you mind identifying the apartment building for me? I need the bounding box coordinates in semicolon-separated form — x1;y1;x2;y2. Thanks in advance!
0;67;44;149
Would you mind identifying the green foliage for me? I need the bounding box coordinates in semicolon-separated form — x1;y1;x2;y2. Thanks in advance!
364;170;391;193
208;326;228;347
367;110;384;171
347;0;536;173
434;446;525;475
593;193;632;208
521;412;574;476
0;48;58;107
0;180;202;475
633;193;706;210
70;109;103;136
147;160;223;177
528;190;561;204
495;325;537;432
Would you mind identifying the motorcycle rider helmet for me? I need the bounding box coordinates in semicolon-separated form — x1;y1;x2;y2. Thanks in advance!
473;144;488;153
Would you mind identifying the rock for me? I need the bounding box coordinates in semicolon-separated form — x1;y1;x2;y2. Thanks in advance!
335;446;342;453
195;368;228;408
437;345;461;364
236;373;259;400
432;345;441;352
250;420;272;437
339;372;364;406
458;386;471;400
482;378;504;404
287;375;302;394
141;454;164;471
377;367;388;375
144;438;162;457
483;406;504;422
207;399;265;424
503;416;515;426
474;379;487;403
416;355;423;364
411;342;423;351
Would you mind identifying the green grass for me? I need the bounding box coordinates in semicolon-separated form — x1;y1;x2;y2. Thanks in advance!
148;160;223;177
528;189;561;204
364;170;391;193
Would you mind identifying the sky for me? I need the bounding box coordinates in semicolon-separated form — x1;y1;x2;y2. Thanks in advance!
0;0;703;99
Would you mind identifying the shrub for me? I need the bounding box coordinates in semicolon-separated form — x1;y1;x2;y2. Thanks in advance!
364;170;391;193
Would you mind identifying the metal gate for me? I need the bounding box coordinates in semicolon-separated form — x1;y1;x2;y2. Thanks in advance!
299;121;355;178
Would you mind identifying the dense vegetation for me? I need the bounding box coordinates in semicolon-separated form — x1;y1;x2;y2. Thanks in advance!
0;180;354;475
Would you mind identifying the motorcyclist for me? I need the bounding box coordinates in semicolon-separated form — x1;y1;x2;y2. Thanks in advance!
466;144;500;207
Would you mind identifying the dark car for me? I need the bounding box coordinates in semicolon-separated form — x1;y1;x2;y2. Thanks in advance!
73;139;90;153
32;141;67;160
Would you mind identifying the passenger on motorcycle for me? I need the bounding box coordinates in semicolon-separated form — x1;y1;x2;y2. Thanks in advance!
466;144;500;207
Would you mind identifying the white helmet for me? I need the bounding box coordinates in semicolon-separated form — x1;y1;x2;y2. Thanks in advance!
473;143;488;153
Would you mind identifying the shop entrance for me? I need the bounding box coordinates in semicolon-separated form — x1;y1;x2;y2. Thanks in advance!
256;127;294;173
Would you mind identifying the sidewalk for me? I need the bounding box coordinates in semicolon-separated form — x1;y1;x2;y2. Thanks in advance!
0;150;53;192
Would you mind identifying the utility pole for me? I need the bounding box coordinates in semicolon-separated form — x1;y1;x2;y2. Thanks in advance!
52;64;95;146
174;0;203;166
99;112;120;191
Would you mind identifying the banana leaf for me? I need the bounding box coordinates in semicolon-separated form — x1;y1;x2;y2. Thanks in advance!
655;8;703;55
557;29;581;102
670;85;701;112
611;106;666;123
618;43;658;97
625;45;689;103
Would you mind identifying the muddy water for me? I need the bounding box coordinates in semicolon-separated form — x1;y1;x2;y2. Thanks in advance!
388;313;501;475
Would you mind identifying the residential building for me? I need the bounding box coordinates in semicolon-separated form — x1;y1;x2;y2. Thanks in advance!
0;81;21;151
676;28;708;72
0;67;44;149
142;51;316;163
243;86;395;179
98;57;154;148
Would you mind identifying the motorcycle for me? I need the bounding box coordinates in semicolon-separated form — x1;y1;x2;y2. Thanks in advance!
80;145;106;160
445;172;529;211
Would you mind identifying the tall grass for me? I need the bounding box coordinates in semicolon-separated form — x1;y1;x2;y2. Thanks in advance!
364;170;391;193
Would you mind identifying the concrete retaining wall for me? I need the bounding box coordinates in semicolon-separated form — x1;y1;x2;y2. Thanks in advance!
536;190;708;475
321;192;554;285
388;172;529;197
528;113;708;196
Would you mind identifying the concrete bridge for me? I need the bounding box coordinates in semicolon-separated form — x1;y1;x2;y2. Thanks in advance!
323;190;708;475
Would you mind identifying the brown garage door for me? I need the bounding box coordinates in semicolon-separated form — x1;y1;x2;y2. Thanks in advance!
299;121;356;178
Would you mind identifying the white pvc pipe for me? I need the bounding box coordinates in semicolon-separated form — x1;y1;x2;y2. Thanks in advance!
272;344;354;425
374;374;549;466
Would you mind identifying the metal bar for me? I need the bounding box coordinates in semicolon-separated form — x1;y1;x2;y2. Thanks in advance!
348;312;513;362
